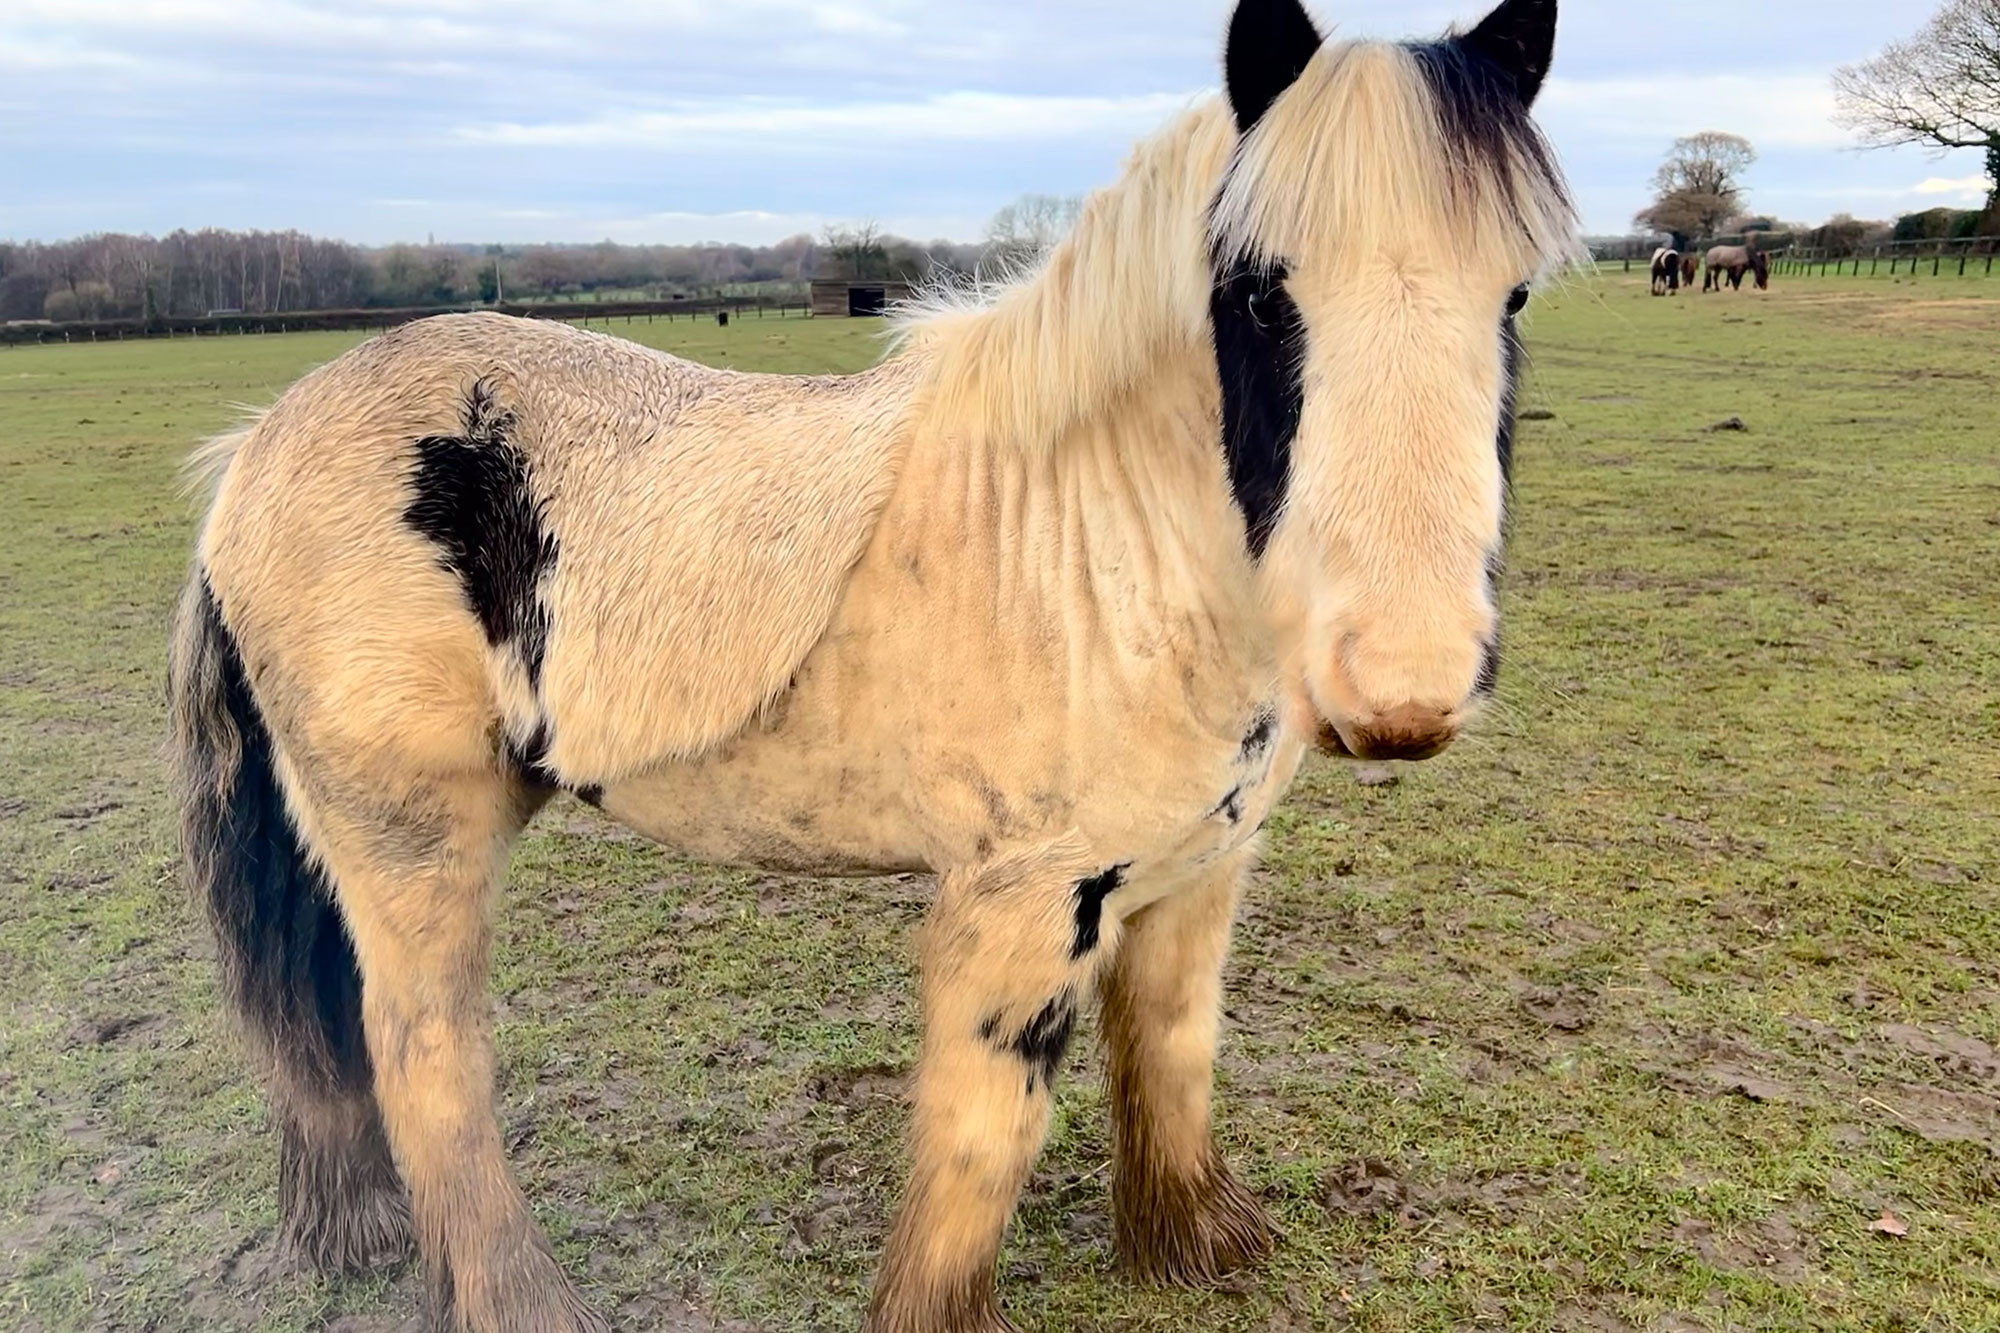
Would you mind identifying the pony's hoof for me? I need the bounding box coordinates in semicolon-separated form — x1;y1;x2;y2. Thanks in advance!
1114;1159;1276;1286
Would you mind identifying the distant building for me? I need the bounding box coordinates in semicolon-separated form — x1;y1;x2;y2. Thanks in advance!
809;279;915;318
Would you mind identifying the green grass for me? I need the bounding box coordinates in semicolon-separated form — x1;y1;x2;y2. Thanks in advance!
2;282;1996;1332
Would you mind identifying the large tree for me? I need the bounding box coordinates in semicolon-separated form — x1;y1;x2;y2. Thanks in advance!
1633;132;1757;247
1833;0;2000;211
982;194;1083;270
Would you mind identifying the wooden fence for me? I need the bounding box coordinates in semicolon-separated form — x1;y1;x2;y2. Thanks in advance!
1769;236;1998;278
0;295;807;347
1601;236;1999;279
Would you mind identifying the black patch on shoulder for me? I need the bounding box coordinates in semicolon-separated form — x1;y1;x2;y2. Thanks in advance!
404;379;558;687
575;785;604;808
1210;254;1304;557
1008;990;1076;1092
1069;865;1126;960
1240;705;1278;760
977;1011;1001;1042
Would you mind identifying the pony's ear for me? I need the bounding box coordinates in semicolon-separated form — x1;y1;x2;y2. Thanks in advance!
1456;0;1556;106
1224;0;1325;133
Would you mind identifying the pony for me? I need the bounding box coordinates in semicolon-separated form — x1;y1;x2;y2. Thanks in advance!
1649;246;1681;295
1703;244;1769;291
1681;251;1698;288
166;0;1575;1329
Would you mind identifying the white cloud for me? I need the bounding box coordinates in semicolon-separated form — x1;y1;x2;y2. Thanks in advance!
454;90;1200;150
1539;72;1846;150
1912;174;1990;199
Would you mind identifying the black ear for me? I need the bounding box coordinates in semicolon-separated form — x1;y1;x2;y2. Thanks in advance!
1456;0;1556;106
1224;0;1325;133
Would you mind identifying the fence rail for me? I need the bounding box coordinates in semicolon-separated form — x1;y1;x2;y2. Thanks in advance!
1601;236;1999;279
1771;236;1998;278
0;295;806;346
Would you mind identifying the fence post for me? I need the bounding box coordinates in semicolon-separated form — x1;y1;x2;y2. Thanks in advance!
1933;253;1941;276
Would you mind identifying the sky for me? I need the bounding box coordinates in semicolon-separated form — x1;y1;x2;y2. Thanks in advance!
1;0;1989;247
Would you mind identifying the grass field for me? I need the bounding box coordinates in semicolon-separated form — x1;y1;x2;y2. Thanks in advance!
2;280;1996;1333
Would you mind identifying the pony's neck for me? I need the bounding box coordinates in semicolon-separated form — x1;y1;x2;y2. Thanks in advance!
898;100;1237;457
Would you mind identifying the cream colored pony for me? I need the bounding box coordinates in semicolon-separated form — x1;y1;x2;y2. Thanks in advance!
167;0;1575;1329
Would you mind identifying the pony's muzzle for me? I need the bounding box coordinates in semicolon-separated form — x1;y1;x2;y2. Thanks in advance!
1314;704;1458;762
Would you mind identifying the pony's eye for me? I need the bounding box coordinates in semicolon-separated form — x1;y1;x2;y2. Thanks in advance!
1505;285;1530;316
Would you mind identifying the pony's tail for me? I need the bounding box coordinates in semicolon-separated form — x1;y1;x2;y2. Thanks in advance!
169;571;369;1098
169;570;403;1265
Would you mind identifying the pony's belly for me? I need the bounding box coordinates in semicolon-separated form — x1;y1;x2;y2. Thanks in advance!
595;737;929;877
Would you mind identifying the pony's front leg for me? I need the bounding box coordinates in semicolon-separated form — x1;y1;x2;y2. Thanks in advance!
868;839;1124;1333
1098;852;1273;1284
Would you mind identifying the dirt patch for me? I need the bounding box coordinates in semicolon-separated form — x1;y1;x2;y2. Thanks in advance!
1672;1211;1813;1282
1516;983;1597;1032
804;1062;908;1113
1319;1158;1556;1229
1877;1023;2000;1085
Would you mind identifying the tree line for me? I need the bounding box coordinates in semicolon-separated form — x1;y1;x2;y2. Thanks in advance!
0;229;992;325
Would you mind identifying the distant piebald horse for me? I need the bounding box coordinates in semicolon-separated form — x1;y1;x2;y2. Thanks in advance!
168;0;1575;1329
1703;244;1770;291
1650;246;1681;295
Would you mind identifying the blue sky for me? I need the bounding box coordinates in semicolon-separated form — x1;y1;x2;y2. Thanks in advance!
1;0;1988;245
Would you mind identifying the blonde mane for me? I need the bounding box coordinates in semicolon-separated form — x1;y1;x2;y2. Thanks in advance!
891;100;1237;456
891;33;1577;458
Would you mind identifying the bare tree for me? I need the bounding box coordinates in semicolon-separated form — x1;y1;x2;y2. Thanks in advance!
1633;132;1756;246
819;220;889;280
1834;0;2000;210
982;194;1083;270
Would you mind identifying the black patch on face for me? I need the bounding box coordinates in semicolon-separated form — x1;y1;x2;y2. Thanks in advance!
1210;254;1305;557
1473;639;1501;697
404;379;558;688
575;785;604;808
1223;0;1326;132
1069;865;1126;960
1209;786;1245;824
1497;313;1523;487
977;1012;1001;1042
1008;990;1076;1092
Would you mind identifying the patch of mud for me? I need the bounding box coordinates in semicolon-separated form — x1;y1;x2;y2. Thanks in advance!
1648;1033;1794;1104
804;1062;908;1112
1319;1158;1560;1229
1516;983;1597;1032
1673;1211;1813;1281
1877;1022;1999;1085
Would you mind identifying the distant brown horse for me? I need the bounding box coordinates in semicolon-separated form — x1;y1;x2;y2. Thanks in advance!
1649;246;1681;295
1703;245;1769;291
1680;252;1697;287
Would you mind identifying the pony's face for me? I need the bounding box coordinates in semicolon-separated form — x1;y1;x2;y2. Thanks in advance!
1210;0;1572;762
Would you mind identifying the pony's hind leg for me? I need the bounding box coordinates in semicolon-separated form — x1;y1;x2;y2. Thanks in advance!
306;768;604;1333
868;839;1126;1333
170;578;412;1274
1098;854;1273;1284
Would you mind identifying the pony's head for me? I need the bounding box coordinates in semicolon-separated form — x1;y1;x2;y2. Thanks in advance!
1211;0;1574;761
